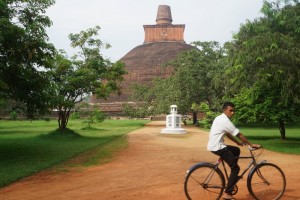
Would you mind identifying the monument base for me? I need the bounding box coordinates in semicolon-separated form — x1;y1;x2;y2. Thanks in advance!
160;128;187;134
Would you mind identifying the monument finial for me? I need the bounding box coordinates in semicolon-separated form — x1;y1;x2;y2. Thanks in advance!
156;5;172;25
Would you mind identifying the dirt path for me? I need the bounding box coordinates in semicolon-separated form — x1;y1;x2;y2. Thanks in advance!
0;121;299;200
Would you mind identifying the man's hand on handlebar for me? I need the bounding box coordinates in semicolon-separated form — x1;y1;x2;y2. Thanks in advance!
237;141;244;146
251;144;262;149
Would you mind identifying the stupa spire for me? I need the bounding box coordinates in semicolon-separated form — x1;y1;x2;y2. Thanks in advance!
156;5;173;25
143;5;185;43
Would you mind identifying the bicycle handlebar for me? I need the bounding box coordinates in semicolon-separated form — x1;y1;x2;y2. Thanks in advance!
245;144;263;151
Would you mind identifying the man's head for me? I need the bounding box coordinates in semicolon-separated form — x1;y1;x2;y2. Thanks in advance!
222;102;235;119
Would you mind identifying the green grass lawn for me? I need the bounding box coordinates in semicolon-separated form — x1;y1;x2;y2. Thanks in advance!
239;123;300;155
0;119;148;188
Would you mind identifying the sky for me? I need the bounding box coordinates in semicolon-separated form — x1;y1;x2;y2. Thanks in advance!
46;0;268;62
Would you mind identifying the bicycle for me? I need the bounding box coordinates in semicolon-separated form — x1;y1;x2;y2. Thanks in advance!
184;146;286;200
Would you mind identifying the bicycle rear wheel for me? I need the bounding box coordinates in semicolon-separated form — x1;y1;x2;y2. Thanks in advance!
184;163;225;200
247;163;286;200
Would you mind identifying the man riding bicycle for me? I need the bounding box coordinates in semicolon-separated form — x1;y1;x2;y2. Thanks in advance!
207;102;261;200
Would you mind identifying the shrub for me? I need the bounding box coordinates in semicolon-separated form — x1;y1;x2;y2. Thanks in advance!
82;109;106;128
9;111;18;120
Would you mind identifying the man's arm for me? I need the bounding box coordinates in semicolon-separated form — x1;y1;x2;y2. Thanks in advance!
225;132;243;146
236;133;261;148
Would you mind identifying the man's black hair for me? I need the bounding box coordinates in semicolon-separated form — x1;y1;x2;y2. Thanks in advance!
222;102;235;110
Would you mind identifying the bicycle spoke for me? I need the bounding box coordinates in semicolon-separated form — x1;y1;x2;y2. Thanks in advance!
189;174;203;185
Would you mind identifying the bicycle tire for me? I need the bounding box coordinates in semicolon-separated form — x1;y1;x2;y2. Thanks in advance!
247;163;286;200
184;162;225;200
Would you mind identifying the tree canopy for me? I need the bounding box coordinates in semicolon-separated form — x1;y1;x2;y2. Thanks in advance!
225;0;300;139
49;26;126;129
0;0;55;117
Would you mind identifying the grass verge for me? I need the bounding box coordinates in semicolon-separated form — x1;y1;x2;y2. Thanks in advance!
240;123;300;154
0;119;148;188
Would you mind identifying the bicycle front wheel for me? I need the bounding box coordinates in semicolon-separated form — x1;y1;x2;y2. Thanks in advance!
184;163;225;200
247;163;286;200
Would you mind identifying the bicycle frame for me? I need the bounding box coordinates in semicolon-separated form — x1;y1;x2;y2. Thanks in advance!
216;147;266;186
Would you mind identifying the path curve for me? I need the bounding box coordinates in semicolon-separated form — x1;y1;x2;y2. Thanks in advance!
0;121;299;200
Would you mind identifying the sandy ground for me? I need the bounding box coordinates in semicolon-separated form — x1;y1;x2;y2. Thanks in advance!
0;121;299;200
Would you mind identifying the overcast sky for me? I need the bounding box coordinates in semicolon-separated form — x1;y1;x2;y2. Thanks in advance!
46;0;269;62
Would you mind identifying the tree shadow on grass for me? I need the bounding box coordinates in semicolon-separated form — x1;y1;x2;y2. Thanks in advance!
40;128;82;139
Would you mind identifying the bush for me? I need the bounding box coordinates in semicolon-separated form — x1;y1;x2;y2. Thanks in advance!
44;117;51;122
82;109;106;128
74;103;106;128
70;112;81;119
122;103;150;118
192;102;217;128
9;111;18;120
200;110;217;128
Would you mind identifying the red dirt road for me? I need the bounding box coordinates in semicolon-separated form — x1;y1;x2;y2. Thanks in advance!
0;121;299;200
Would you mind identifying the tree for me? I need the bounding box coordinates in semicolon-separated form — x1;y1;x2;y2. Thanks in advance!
226;0;300;139
49;26;126;130
0;0;55;118
191;102;218;128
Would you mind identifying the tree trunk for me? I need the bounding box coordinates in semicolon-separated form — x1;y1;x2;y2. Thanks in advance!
278;119;286;140
58;110;69;130
193;111;198;125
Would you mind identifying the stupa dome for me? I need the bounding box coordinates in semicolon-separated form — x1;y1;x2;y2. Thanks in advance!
91;5;198;114
119;42;196;98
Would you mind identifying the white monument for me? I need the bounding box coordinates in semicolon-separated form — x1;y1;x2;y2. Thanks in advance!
160;105;187;134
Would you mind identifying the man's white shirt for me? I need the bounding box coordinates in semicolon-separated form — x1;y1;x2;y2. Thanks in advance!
207;113;240;151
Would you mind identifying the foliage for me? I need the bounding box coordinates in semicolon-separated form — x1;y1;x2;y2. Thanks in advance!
77;102;106;128
0;0;55;118
0;98;27;119
192;102;218;128
0;99;15;118
225;0;300;139
127;41;226;123
122;84;154;118
122;103;151;119
70;111;81;119
166;41;227;114
125;79;171;116
48;26;126;130
9;111;18;120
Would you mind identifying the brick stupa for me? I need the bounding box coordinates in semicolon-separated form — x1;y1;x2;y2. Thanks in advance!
91;5;196;114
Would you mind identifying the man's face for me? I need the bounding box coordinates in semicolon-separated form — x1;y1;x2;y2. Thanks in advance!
223;106;235;119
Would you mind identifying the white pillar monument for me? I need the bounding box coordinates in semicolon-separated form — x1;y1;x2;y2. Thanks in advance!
160;105;187;134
